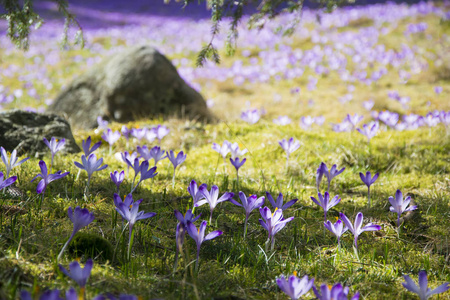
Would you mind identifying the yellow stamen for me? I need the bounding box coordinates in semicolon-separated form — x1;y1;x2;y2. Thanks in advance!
75;257;81;262
272;207;278;217
335;216;339;221
79;287;85;300
293;271;297;277
136;125;140;128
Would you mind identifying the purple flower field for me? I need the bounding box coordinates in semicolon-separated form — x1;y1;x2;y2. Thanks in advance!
0;1;449;299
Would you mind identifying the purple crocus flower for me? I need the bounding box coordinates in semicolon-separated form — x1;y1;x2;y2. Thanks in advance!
131;128;147;141
21;289;63;300
31;160;69;199
339;212;381;249
59;259;93;288
276;274;314;300
230;142;247;159
316;162;328;193
114;193;156;258
357;122;379;144
241;109;260;124
146;146;167;166
131;160;157;193
439;111;450;130
110;170;125;194
196;185;234;224
0;172;17;191
43;137;65;171
101;129;121;154
324;219;348;246
153;125;170;143
187;180;207;206
81;136;101;157
167;150;186;187
212;141;231;160
402;270;449;300
434;86;443;95
265;191;298;210
359;171;379;207
345;114;364;130
311;192;341;221
300;116;314;130
273;116;292;126
57;206;94;260
313;283;360;300
173;208;202;271
186;220;223;270
74;154;107;197
259;206;294;251
326;164;345;192
230;157;246;186
121;125;132;144
229;191;265;238
97;116;108;129
279;138;301;170
363;99;374;111
0;147;29;178
389;189;417;227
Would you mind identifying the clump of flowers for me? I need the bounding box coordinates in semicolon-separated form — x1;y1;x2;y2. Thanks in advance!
43;137;65;172
0;147;29;178
388;189;417;228
74;154;107;198
229;191;265;238
259;207;294;251
402;270;449;300
276;273;314;300
167;150;186;188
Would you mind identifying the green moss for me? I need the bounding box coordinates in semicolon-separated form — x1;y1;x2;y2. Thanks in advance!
68;232;114;263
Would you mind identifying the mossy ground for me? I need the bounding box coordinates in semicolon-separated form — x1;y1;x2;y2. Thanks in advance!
0;8;449;300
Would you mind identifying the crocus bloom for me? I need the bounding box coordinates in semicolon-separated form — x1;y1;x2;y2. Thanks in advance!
276;274;314;300
114;193;156;258
58;206;94;260
0;147;29;178
173;208;202;271
357;122;379;144
110;170;125;194
316;162;327;193
318;163;345;193
74;154;107;197
43;137;65;171
97;116;108;129
131;160;158;193
339;212;381;248
121;125;132;142
197;185;234;224
101;129;121;153
273;116;291;125
186;220;223;270
389;189;417;227
324;219;348;246
81;136;101;157
434;86;443;95
363;99;374;111
402;270;449;300
212;141;231;159
266;191;298;210
279;138;301;170
345;114;364;129
313;283;360;300
311;192;341;221
187;180;207;205
241;109;260;124
229;191;265;237
230;157;246;186
167;150;186;187
149;146;167;166
31;160;69;198
0;172;17;191
359;171;379;207
259;206;294;251
131;128;147;141
59;259;93;288
230;142;248;159
137;145;152;161
153;125;170;143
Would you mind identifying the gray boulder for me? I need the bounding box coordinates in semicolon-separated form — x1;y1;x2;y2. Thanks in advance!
48;45;214;129
0;110;80;156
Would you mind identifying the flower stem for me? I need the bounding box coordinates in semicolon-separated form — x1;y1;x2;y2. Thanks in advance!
127;225;134;261
243;216;248;239
58;231;75;261
367;186;371;208
172;170;176;189
270;237;275;251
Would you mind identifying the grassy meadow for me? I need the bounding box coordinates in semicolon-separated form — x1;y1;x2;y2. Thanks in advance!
0;1;449;299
